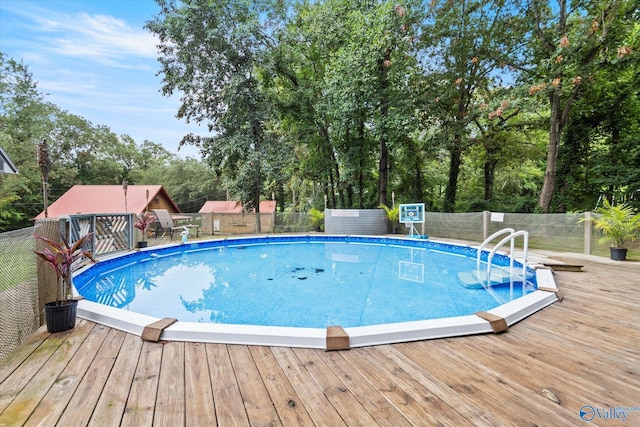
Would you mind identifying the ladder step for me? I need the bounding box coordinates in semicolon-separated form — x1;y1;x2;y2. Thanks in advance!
457;268;525;289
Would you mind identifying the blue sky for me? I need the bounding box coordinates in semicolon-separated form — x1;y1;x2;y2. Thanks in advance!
0;0;203;157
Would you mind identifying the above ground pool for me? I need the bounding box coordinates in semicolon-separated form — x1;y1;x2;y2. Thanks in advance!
73;235;560;348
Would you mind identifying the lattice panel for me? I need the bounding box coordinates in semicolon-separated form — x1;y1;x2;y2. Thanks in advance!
94;216;130;255
69;214;132;256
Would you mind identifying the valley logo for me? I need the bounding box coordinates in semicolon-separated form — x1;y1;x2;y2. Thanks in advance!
580;405;639;422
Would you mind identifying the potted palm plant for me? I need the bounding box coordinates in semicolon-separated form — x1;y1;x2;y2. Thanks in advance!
309;208;324;232
589;199;640;261
35;232;95;332
135;211;154;248
379;204;400;234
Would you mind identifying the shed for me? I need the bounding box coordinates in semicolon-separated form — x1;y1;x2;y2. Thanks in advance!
198;200;276;214
198;200;276;234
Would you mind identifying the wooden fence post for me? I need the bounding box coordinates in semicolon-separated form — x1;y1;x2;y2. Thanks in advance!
482;211;490;241
583;212;592;255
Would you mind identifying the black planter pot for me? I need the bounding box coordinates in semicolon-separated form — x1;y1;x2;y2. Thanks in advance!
137;241;148;249
44;299;78;333
610;247;628;261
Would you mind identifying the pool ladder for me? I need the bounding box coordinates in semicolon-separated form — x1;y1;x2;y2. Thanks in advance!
476;228;529;301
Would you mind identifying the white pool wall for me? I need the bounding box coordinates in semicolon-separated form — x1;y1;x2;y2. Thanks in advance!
74;235;560;349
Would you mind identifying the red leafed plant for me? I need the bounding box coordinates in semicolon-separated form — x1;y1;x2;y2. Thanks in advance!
135;212;155;242
34;232;95;304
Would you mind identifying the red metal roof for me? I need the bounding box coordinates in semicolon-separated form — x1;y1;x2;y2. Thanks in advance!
199;200;276;213
35;185;180;219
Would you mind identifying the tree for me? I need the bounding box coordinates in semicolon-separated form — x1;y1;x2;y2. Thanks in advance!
1;52;186;229
0;53;52;228
266;0;424;209
149;157;225;212
322;1;423;208
557;12;640;211
261;0;345;208
525;0;634;212
420;0;528;212
147;0;290;231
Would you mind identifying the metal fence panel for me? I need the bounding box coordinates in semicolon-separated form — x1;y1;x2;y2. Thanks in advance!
324;209;388;235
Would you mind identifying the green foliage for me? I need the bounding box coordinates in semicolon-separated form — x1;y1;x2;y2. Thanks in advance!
1;1;639;226
146;0;289;223
0;191;22;230
138;157;225;212
419;0;530;212
587;199;640;248
524;0;638;212
559;13;640;212
309;208;324;229
379;204;399;223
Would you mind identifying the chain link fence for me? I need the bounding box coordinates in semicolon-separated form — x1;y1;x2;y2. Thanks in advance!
0;225;39;361
422;211;638;256
274;212;316;233
423;212;589;251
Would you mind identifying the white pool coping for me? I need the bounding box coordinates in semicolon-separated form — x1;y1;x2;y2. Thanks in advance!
75;241;560;349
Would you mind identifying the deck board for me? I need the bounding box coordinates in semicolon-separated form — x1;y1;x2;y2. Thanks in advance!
25;324;112;427
155;341;186;426
292;347;378;426
52;327;124;426
0;330;49;385
313;349;415;427
184;342;216;426
121;340;163;426
1;253;640;426
206;343;249;426
271;346;348;426
352;345;477;427
228;345;280;426
0;320;95;424
248;345;315;426
88;332;141;426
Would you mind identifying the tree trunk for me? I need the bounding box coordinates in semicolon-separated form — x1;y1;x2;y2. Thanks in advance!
443;138;462;212
254;197;262;233
539;90;562;213
484;158;497;202
357;121;366;209
318;124;339;208
252;116;262;233
377;50;390;208
412;151;424;202
378;138;389;208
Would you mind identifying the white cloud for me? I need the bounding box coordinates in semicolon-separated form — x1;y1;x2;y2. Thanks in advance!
48;14;157;60
4;3;157;58
0;0;207;157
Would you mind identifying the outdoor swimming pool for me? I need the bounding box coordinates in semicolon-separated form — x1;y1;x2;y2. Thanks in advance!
73;235;560;348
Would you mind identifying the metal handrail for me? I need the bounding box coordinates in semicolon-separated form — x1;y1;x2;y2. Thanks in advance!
485;230;529;293
476;228;515;272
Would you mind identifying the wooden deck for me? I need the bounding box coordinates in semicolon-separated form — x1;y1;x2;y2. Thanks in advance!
1;252;639;426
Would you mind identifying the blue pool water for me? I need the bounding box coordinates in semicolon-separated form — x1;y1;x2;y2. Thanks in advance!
74;236;536;328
